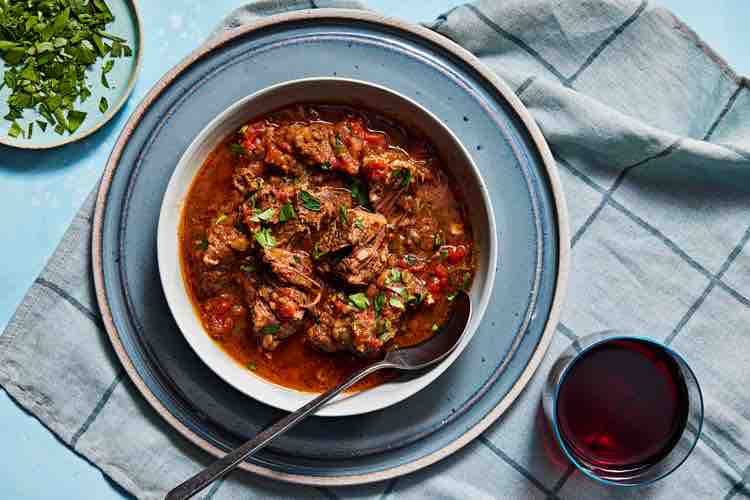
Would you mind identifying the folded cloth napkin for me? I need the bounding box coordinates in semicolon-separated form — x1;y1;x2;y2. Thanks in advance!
2;1;749;498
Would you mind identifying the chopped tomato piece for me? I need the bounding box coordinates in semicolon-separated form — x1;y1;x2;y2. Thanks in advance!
434;263;448;279
447;245;467;264
427;276;443;295
203;295;235;315
277;302;298;320
363;131;386;148
348;120;365;138
365;159;388;170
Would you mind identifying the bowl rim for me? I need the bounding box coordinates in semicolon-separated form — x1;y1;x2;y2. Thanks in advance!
156;76;498;417
93;7;570;485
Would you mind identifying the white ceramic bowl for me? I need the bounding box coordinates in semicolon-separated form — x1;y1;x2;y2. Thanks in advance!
157;78;497;416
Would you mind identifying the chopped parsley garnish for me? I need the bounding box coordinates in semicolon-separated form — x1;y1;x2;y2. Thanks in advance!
350;179;369;207
254;228;276;249
374;292;386;317
0;0;133;136
8;121;22;138
378;319;394;342
462;272;471;290
213;213;227;225
354;218;365;230
348;292;370;310
66;109;87;133
194;239;208;251
334;133;346;154
431;323;439;332
100;58;113;88
339;205;348;225
394;168;412;188
261;323;280;335
408;292;424;305
384;268;401;285
299;190;321;211
404;254;417;267
389;296;405;310
240;263;255;273
433;232;444;250
279;202;296;222
229;143;249;156
320;161;332;170
312;241;326;260
447;292;457;302
440;249;449;260
246;361;257;370
379;329;395;343
251;207;275;222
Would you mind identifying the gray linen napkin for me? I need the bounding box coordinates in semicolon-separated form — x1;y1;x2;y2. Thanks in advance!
2;1;749;498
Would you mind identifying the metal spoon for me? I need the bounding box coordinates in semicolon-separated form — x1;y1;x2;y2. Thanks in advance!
166;291;471;500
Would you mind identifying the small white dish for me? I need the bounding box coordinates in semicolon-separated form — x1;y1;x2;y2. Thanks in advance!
157;78;497;416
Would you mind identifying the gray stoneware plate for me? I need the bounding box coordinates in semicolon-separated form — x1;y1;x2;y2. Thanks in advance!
93;9;570;486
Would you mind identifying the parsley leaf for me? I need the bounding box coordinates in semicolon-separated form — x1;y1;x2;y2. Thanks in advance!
334;133;346;154
339;205;348;225
374;292;386;317
261;324;280;335
312;241;326;260
384;268;401;285
254;228;276;249
395;168;412;188
240;263;256;273
279;202;296;222
350;179;369;207
299;190;321;211
389;297;405;310
66;110;87;133
251;207;275;222
354;218;365;230
99;96;109;113
229;143;249;156
348;293;370;310
8;121;22;138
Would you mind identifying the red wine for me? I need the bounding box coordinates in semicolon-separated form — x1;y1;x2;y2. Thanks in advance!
556;339;689;472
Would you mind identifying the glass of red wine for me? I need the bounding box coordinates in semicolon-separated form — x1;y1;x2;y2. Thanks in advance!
542;332;703;486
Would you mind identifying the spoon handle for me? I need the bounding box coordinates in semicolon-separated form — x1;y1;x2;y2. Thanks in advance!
166;361;392;500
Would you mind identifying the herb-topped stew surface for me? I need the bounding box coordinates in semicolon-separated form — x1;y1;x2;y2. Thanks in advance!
181;104;476;393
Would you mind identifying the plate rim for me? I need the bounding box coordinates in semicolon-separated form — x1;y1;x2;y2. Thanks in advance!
0;0;144;150
92;8;570;486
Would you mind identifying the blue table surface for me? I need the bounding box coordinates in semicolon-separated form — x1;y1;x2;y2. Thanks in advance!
0;1;747;498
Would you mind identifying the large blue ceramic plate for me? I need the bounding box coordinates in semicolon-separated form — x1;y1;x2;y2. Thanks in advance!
93;9;569;485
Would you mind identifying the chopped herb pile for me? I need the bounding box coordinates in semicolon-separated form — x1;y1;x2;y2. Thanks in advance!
0;0;132;138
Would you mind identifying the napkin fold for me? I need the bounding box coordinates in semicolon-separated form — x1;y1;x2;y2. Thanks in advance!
2;1;749;499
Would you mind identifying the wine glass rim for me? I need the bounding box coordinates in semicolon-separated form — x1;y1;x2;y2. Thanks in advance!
550;333;704;487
